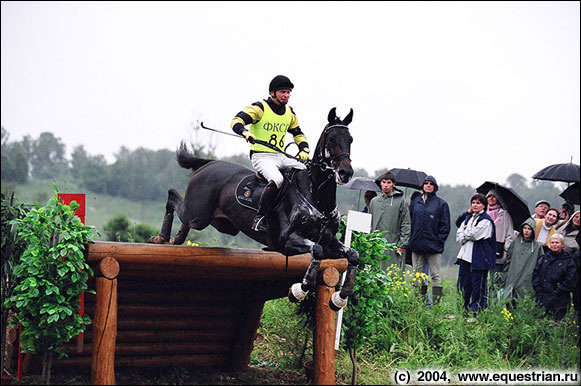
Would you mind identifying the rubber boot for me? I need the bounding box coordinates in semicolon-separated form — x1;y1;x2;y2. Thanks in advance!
432;285;443;305
419;284;428;302
251;181;278;232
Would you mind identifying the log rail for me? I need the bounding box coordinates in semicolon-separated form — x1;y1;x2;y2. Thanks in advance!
52;241;347;385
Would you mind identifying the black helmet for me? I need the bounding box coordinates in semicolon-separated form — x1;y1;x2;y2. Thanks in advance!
269;75;294;92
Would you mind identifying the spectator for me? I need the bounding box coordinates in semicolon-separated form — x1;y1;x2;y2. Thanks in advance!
369;171;411;272
486;189;515;277
362;190;377;213
532;200;551;220
501;218;544;302
535;207;560;252
556;201;575;231
455;193;496;313
532;233;578;321
558;210;580;254
572;232;581;344
408;175;451;305
405;191;423;267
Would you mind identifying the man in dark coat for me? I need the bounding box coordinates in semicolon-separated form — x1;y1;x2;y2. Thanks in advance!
408;175;451;304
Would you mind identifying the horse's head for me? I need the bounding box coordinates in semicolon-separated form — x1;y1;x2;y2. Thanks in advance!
313;107;354;184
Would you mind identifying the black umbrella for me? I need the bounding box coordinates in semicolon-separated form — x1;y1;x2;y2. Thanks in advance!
374;168;427;190
476;181;531;230
339;176;380;211
532;162;580;183
559;182;580;205
339;176;381;192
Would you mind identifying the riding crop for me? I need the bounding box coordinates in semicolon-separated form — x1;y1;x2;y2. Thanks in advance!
199;122;300;160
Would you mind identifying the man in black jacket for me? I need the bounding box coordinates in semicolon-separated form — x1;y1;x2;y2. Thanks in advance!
408;175;451;304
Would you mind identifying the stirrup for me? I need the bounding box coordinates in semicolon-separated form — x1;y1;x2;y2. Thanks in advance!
251;215;268;232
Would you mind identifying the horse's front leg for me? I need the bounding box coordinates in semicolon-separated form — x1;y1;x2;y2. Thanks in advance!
323;238;360;311
284;233;324;303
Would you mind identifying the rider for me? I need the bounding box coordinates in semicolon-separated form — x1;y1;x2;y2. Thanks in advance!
231;75;310;232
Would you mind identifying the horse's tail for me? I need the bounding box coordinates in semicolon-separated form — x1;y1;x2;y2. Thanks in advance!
176;141;213;171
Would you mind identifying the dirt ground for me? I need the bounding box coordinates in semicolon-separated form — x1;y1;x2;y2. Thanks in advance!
11;366;311;385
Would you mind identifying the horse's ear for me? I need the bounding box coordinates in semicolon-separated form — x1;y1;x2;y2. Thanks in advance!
343;108;353;126
327;107;337;123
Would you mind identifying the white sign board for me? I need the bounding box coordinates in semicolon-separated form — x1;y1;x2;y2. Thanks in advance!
346;210;372;233
335;210;373;351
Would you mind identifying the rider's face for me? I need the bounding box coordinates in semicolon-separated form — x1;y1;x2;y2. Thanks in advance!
271;89;291;104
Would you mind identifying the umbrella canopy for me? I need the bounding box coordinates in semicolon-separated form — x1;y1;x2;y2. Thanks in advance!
559;182;580;205
532;162;580;183
374;168;428;190
476;181;531;230
339;176;381;192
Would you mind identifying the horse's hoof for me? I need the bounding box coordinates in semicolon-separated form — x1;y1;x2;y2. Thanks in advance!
147;235;166;244
329;291;348;311
288;283;308;303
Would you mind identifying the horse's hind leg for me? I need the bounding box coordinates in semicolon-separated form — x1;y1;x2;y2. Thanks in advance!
170;223;190;245
147;189;183;244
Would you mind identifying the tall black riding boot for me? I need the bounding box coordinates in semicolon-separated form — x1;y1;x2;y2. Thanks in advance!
252;181;278;232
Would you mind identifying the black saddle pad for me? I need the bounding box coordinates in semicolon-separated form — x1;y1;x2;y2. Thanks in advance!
235;175;267;211
235;168;299;211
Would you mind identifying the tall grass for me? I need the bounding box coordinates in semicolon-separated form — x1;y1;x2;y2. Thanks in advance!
253;269;580;385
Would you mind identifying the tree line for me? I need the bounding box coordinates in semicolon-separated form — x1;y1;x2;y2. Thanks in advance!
1;127;222;202
2;127;569;265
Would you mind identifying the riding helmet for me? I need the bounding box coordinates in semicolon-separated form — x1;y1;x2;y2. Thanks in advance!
269;75;294;92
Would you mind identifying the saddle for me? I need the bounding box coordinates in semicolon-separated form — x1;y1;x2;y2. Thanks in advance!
235;168;298;211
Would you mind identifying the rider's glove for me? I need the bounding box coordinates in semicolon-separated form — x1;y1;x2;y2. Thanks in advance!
298;148;310;162
242;131;256;144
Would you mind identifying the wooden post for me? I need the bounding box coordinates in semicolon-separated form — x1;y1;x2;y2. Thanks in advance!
314;267;340;385
91;256;119;385
229;301;265;369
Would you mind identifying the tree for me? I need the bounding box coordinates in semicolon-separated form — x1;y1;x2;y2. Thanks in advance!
4;184;97;385
103;213;159;243
30;132;68;180
1;128;29;183
70;145;108;193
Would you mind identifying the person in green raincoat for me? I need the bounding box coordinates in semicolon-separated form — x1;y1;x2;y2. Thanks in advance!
501;217;544;303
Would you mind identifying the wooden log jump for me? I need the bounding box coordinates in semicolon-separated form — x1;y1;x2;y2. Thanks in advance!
53;241;347;385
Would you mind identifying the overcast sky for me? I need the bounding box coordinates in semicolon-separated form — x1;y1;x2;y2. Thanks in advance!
2;1;579;187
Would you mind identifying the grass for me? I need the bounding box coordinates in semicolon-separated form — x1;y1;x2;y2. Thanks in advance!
253;270;580;385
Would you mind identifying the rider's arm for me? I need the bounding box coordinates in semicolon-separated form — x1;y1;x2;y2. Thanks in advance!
231;102;264;135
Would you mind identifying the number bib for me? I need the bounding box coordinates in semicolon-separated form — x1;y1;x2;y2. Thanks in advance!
249;101;293;153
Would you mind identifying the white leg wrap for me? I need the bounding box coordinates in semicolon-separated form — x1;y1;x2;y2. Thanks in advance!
330;291;348;310
290;283;308;301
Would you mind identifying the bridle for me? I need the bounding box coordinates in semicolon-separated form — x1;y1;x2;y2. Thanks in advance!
310;124;352;172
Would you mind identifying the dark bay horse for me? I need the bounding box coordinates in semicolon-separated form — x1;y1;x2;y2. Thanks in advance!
147;107;359;310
